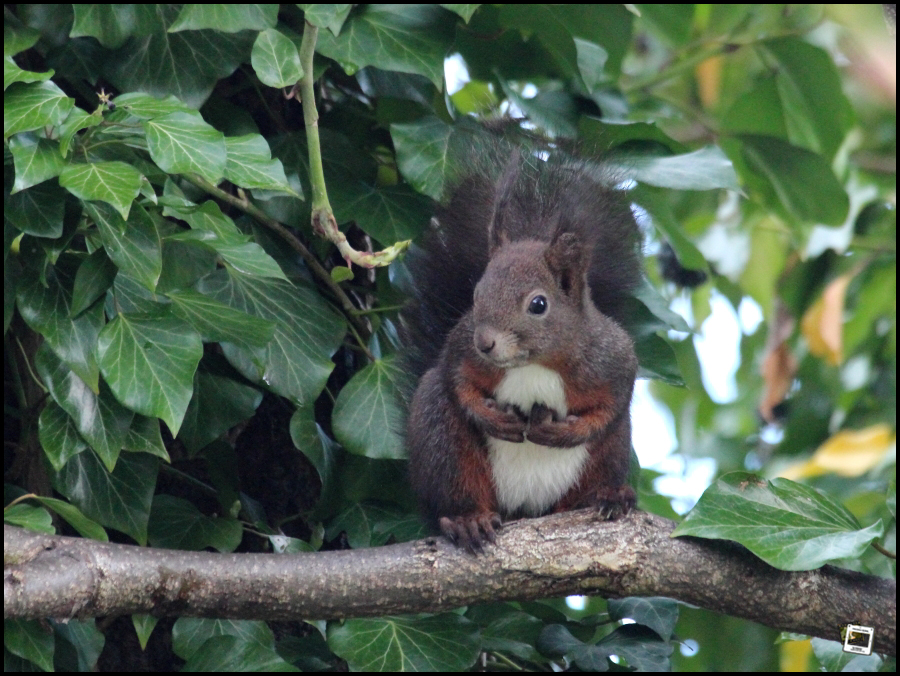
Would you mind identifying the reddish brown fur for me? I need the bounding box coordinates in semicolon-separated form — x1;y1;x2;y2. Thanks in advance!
455;358;503;409
454;435;496;515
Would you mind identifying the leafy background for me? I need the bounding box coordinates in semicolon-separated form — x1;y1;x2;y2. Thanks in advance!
4;3;895;672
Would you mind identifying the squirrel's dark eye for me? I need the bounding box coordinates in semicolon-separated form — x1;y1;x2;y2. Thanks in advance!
528;295;548;315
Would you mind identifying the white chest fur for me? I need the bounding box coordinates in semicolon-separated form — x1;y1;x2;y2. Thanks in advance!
487;364;588;516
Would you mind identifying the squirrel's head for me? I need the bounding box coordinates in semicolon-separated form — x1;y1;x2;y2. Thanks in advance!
472;233;590;368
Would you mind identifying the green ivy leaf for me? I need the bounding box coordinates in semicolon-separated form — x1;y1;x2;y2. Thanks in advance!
172;619;277;664
574;37;609;93
722;76;788;140
71;248;117;317
4;80;74;139
168;200;288;281
498;5;633;79
178;367;263;456
738;134;849;226
5;181;66;238
54;448;158;545
171;230;288;280
36;344;134;472
85;201;162;291
123;414;169;460
58;107;104;156
168;4;279;33
608;597;679;642
143;112;227;183
673;472;885;571
539;623;672;672
4;58;53;90
148;495;243;552
166;288;276;349
758;36;854;160
70;5;141;49
299;4;354;35
632;279;692;334
326;502;424;549
17;264;103;391
440;5;481;23
328;614;481;671
251;28;304;89
97;312;203;435
29;495;109;541
59;161;144;221
110;272;169;315
332;183;431;245
133;615;158;651
465;606;543;661
330;266;354;283
4;22;40;57
3;503;55;534
8;135;65;193
332;356;406;459
224;134;297;194
289;405;338;490
197;269;345;406
579;117;688;155
606;146;740;191
179;635;297;672
632;184;709;271
635;333;684;386
315;5;455;88
449;80;498;115
5;620;55;673
37;401;89;472
598;624;674;671
105;5;254;109
392;117;469;200
114;92;202;120
156;238;218;294
499;80;578;137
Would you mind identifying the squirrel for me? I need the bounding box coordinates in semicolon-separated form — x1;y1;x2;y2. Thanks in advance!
403;151;642;552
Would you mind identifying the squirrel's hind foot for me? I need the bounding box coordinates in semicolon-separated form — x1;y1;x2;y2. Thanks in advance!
594;485;637;521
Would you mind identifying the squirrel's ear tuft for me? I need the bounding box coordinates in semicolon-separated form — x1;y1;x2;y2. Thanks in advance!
488;152;522;253
546;233;588;298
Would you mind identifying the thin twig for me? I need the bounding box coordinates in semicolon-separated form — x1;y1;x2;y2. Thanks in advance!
182;174;372;341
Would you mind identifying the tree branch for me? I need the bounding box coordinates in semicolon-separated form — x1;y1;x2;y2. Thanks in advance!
4;513;894;656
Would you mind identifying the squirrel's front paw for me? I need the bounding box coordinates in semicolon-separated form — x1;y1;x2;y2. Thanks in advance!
525;404;583;446
478;399;527;442
439;512;502;554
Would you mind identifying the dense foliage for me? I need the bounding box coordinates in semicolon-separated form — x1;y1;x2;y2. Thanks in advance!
4;4;895;672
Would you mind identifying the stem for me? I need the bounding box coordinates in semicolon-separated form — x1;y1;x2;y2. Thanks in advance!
624;43;726;93
299;23;329;216
297;21;410;269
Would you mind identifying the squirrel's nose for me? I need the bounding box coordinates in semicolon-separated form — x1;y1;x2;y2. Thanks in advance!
473;326;498;354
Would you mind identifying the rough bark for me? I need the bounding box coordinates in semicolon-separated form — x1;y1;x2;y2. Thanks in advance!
4;511;895;656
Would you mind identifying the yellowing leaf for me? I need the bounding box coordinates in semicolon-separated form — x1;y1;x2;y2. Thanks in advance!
759;303;796;423
779;638;813;672
695;55;722;109
781;424;895;480
801;272;852;366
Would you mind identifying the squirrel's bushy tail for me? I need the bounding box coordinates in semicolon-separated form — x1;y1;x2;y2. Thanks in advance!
400;149;643;383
